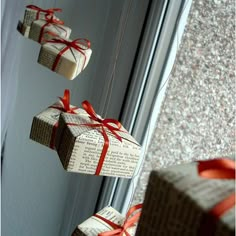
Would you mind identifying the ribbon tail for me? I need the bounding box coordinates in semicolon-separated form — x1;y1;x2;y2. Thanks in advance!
99;229;122;236
59;89;70;111
126;204;143;217
124;231;131;236
209;193;236;218
82;100;98;118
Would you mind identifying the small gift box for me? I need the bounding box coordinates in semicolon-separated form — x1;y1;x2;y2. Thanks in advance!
55;101;141;177
29;15;71;44
72;204;142;236
17;20;30;37
22;5;62;27
38;38;92;80
136;158;235;236
30;90;81;149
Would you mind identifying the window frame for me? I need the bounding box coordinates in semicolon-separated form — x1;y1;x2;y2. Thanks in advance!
96;0;193;215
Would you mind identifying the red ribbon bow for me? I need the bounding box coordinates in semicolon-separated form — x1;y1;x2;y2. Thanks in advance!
198;158;235;218
50;89;78;114
94;204;142;236
49;89;78;149
38;14;65;43
45;38;91;73
81;100;122;175
26;5;62;19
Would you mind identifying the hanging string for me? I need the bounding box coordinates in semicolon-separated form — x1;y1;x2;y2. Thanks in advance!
155;0;191;94
53;0;57;8
24;0;33;6
101;0;134;117
126;117;152;210
124;0;192;210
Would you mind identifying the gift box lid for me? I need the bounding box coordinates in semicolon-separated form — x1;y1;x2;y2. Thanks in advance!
60;112;140;147
42;39;92;67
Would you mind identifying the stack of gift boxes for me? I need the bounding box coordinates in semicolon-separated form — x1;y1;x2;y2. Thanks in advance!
17;5;92;80
18;4;235;236
29;89;141;178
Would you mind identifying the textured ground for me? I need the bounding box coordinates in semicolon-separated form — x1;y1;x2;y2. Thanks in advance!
132;0;235;204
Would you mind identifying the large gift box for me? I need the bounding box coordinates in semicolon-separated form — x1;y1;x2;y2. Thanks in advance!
136;159;235;236
38;38;92;80
22;5;62;27
72;204;142;236
30;90;81;149
29;16;71;44
55;101;141;177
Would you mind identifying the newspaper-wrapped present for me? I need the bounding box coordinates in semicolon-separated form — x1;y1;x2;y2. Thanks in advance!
17;20;30;37
29;15;71;44
72;204;142;236
55;101;141;177
30;90;81;149
38;38;92;80
136;158;235;236
22;5;62;27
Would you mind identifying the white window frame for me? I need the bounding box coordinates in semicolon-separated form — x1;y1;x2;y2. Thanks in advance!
96;0;193;215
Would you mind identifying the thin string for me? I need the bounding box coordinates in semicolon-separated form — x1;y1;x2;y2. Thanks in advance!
25;0;33;5
126;0;192;209
127;118;152;210
53;0;56;8
101;0;134;117
156;0;191;94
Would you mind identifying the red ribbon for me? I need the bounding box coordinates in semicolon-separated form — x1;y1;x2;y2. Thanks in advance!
198;158;235;218
45;38;91;72
38;14;65;43
198;158;235;235
82;100;122;175
94;204;142;236
26;5;62;20
67;101;122;175
49;89;78;149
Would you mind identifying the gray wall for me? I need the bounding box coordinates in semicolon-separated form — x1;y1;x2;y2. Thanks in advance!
2;1;126;235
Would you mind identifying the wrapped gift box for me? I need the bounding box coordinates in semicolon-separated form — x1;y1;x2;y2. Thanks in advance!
72;206;136;236
29;18;71;44
17;20;30;37
38;39;92;80
30;94;81;149
136;160;235;236
22;5;61;27
55;108;140;177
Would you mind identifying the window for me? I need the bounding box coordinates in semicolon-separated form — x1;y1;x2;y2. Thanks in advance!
95;0;193;215
1;0;192;235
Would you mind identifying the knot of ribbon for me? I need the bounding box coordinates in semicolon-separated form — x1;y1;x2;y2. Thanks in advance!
50;89;78;114
94;204;142;236
80;100;122;175
26;5;62;19
38;14;65;43
44;14;64;25
45;38;91;72
49;89;78;149
198;158;235;218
